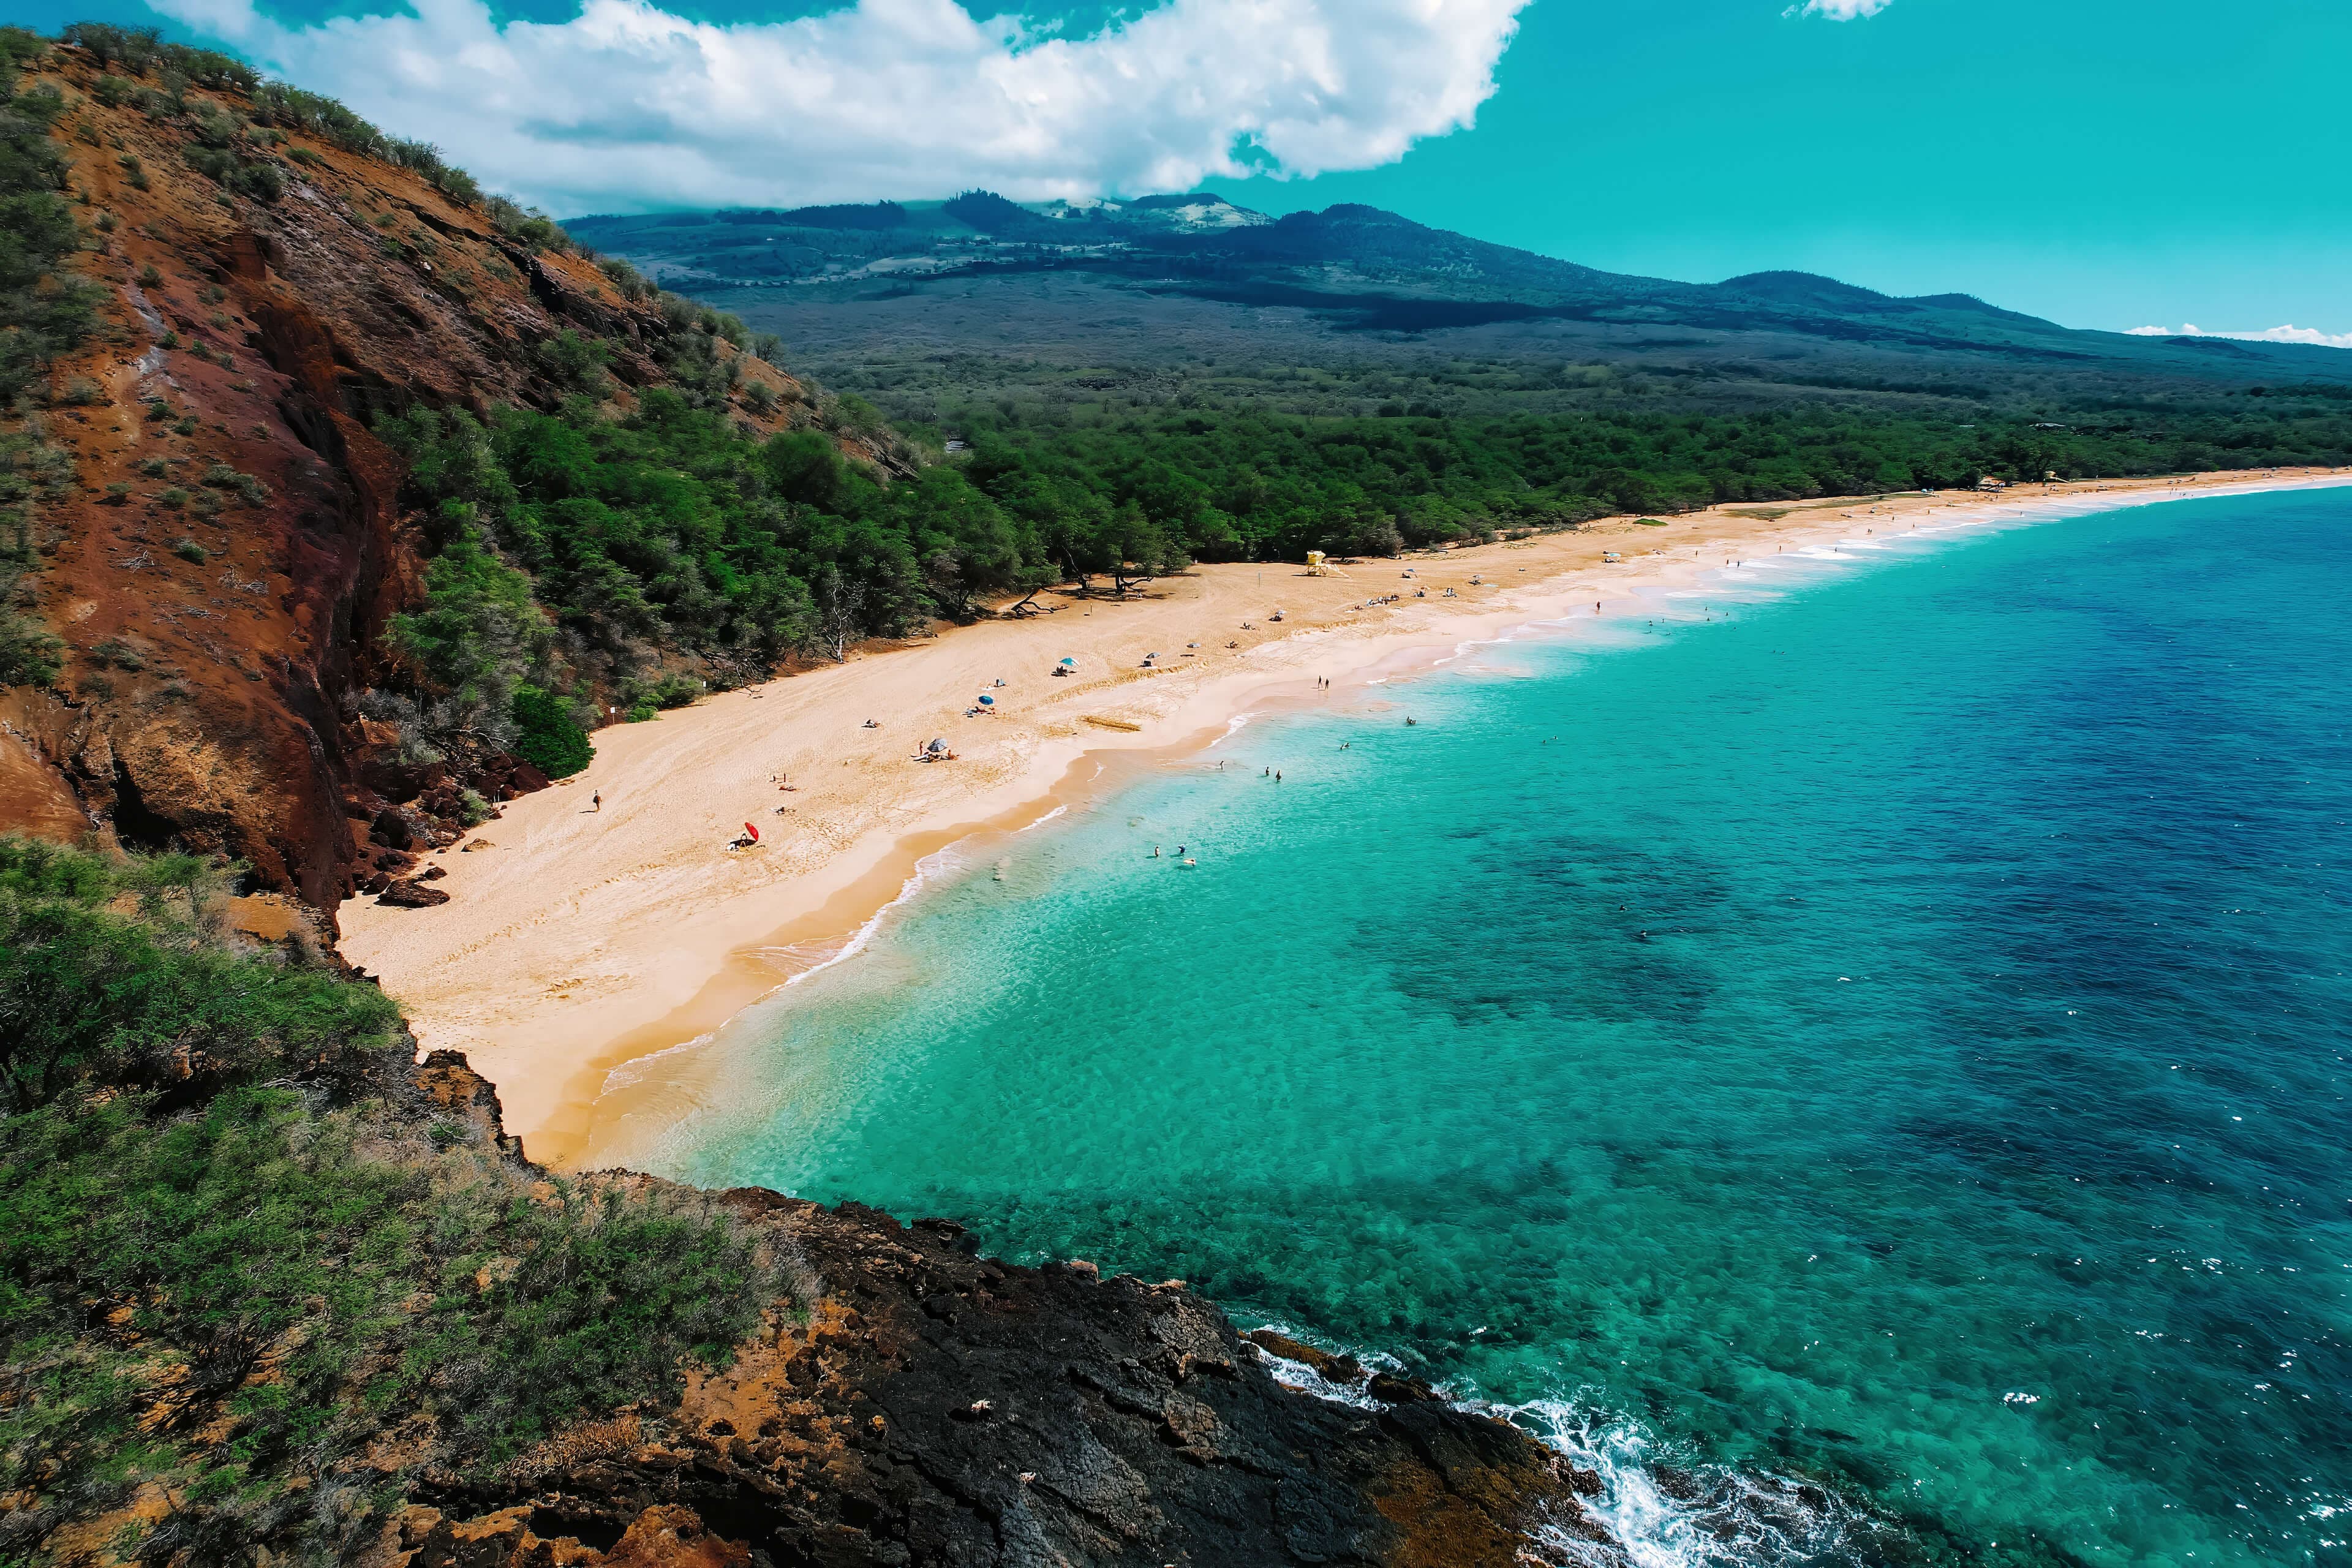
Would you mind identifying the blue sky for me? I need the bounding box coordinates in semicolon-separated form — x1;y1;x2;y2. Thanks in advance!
28;0;2348;338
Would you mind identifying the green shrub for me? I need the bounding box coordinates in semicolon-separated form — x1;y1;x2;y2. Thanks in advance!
171;536;207;562
0;839;401;1109
483;195;574;252
0;606;60;686
89;635;141;669
510;684;592;777
184;143;285;204
536;328;612;398
597;255;650;301
624;671;703;714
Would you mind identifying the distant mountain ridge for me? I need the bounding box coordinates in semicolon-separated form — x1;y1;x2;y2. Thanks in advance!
565;191;2351;381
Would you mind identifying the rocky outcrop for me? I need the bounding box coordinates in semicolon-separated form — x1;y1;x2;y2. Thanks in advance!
374;1057;1618;1568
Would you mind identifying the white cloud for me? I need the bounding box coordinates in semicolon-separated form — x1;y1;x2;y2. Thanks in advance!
152;0;1530;216
1788;0;1894;18
2126;323;2352;349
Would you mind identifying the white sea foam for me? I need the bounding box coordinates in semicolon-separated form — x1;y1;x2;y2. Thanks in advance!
597;1027;721;1096
1015;805;1068;833
791;845;966;984
1235;1318;1874;1567
1507;1398;1867;1568
1242;1345;1382;1411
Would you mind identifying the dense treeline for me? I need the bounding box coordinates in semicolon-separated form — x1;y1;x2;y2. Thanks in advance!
377;393;1074;744
372;376;2352;756
0;837;790;1563
952;398;2352;558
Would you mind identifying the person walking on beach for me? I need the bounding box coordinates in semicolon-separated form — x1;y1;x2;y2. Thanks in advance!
592;791;601;812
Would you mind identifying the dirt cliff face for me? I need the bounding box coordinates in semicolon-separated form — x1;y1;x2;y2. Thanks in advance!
372;1055;1618;1568
1;46;840;926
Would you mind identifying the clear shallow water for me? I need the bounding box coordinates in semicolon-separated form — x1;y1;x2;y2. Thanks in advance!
647;491;2352;1566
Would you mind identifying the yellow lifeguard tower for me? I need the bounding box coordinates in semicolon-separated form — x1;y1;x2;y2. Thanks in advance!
1303;551;1348;578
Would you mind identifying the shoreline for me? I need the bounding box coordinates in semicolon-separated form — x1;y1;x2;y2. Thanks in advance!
338;467;2352;1166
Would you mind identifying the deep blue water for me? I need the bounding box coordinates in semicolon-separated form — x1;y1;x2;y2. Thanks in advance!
635;489;2352;1566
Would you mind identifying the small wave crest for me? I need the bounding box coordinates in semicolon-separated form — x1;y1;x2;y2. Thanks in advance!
1241;1323;1882;1568
597;1027;719;1096
1509;1400;1874;1568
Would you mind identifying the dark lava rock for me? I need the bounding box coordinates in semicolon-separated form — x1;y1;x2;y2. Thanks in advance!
370;805;416;851
377;878;450;907
1245;1327;1366;1385
1368;1372;1446;1404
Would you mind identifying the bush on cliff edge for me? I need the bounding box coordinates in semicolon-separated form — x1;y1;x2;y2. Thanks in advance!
511;683;594;777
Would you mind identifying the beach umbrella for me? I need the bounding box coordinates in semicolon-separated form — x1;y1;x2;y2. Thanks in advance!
978;693;995;706
1059;657;1075;666
743;821;759;842
927;737;946;753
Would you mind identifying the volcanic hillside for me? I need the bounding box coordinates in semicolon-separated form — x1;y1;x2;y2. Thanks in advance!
0;25;880;924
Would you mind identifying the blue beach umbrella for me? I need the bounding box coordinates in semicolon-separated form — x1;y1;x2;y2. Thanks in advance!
978;693;995;706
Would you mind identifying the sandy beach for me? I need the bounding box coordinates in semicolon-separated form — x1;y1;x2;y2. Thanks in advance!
339;467;2352;1164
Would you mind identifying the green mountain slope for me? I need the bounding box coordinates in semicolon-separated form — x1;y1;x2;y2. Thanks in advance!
565;194;2352;390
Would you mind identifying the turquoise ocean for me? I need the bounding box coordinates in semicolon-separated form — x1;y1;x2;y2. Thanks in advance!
626;487;2351;1566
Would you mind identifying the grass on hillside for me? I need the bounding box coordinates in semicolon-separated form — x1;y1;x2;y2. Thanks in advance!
0;836;793;1564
